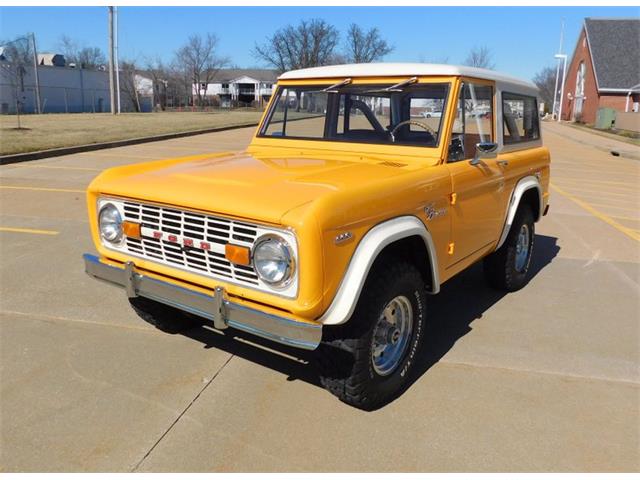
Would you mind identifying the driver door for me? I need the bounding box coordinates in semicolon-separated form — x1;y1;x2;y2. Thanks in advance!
445;81;505;268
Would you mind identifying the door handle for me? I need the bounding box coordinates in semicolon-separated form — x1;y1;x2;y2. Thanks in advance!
498;160;509;167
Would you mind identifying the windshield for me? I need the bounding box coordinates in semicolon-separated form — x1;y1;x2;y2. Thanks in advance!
259;82;450;147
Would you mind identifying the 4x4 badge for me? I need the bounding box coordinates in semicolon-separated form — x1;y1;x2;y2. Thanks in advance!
424;203;447;220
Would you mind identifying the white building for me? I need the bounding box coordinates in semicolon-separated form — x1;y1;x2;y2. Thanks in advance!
193;69;278;107
0;59;153;114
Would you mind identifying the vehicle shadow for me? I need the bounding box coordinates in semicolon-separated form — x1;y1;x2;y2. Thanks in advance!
178;234;560;408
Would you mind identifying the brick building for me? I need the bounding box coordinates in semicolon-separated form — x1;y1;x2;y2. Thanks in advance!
560;18;640;124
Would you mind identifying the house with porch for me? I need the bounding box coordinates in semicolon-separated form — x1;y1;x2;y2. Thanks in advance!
193;68;278;107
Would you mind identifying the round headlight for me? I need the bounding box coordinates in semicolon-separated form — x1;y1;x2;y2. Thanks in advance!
253;235;294;287
99;203;123;243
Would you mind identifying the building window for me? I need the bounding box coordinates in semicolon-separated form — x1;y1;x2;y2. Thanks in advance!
575;62;586;97
502;92;539;144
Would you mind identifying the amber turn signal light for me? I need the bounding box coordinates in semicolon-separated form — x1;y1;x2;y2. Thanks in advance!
122;221;141;239
225;244;250;266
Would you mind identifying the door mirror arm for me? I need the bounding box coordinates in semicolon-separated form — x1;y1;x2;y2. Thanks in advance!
470;142;498;166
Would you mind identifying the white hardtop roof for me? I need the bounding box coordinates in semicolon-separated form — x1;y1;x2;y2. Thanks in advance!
279;63;538;92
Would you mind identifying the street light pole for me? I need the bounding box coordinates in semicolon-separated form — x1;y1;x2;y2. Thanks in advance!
552;19;564;119
555;54;568;122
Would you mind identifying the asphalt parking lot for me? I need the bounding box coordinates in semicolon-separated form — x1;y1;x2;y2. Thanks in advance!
1;122;638;472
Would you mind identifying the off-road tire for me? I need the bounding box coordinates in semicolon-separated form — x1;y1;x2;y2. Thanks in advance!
315;260;427;410
129;296;202;334
483;204;535;291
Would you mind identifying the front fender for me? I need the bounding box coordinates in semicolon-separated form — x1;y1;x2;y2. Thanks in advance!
319;215;439;326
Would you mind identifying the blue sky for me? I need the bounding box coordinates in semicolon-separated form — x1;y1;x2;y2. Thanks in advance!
1;6;638;81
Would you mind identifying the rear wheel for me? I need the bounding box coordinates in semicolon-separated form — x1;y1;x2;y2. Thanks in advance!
316;260;427;410
483;205;535;291
129;297;203;333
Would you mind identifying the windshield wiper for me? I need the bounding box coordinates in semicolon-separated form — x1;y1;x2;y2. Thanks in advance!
365;76;418;93
322;78;352;93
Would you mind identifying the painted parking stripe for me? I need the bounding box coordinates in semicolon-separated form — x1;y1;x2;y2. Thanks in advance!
0;227;59;235
0;185;84;193
551;183;640;242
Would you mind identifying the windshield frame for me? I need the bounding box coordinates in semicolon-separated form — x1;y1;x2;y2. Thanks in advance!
257;80;452;150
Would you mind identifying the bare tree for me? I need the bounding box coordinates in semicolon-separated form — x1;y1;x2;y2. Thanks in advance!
58;35;106;69
463;46;495;70
119;60;141;112
0;36;32;126
344;24;393;63
145;57;169;110
174;33;227;108
168;58;193;108
533;66;556;113
1;36;32;65
253;19;340;72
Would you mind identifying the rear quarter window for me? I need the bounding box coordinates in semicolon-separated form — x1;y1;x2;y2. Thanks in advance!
502;92;540;144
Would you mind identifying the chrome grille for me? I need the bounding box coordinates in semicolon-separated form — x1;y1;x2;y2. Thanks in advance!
121;200;260;286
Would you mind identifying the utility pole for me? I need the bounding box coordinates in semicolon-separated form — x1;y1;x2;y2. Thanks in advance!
114;6;121;114
30;32;42;114
555;54;568;122
108;6;116;115
552;19;564;119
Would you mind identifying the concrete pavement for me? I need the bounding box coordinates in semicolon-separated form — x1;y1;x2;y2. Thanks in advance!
1;123;638;472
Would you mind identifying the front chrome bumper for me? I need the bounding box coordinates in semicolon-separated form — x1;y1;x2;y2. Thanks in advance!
83;254;321;350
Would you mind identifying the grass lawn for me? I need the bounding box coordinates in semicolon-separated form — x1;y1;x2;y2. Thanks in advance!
0;111;264;155
566;122;640;146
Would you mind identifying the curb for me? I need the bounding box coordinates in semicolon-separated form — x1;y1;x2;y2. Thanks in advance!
0;122;259;166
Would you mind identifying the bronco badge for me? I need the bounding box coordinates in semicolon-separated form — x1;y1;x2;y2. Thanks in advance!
424;202;447;220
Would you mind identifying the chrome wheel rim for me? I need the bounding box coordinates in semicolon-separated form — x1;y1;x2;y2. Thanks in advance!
371;295;413;376
515;224;531;272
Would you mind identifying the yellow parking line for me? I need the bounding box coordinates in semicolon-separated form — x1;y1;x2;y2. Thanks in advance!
0;227;59;235
550;183;640;242
0;185;84;193
8;164;102;172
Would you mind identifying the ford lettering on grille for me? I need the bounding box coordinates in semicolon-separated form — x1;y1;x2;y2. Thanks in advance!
121;201;260;286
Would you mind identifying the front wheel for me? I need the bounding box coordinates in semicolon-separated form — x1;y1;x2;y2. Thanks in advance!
315;260;427;410
483;205;535;291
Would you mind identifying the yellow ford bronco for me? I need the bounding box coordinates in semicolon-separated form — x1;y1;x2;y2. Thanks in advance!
84;63;550;410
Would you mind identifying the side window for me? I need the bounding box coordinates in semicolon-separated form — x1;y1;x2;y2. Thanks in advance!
502;92;540;144
448;83;493;161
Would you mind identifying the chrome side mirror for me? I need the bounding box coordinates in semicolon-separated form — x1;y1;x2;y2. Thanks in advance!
470;142;498;165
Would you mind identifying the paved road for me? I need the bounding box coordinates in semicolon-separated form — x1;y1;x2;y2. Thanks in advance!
1;123;638;472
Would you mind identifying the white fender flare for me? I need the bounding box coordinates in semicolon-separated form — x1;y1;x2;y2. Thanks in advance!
496;175;543;250
319;216;439;326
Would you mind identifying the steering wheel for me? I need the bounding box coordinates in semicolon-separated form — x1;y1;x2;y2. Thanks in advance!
389;120;436;143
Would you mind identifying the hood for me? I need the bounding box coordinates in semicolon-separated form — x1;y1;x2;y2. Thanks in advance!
90;151;420;224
